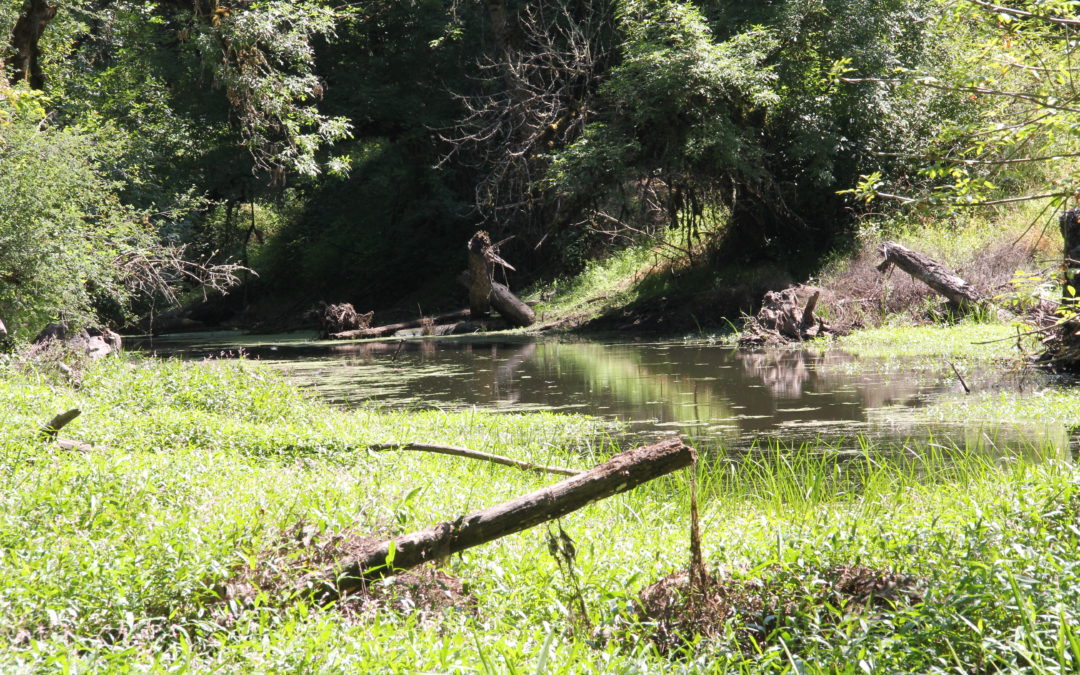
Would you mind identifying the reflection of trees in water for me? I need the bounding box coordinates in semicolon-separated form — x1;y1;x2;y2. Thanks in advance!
736;349;929;411
284;339;957;443
736;351;813;399
532;343;734;429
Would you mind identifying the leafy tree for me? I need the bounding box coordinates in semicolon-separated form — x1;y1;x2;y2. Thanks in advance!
850;0;1080;212
548;0;953;267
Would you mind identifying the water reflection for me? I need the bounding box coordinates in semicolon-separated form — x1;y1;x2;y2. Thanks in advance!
131;333;1060;450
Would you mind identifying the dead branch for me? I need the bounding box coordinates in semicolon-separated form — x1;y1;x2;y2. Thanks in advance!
367;442;580;476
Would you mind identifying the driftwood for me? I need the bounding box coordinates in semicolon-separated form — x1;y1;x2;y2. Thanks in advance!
367;442;579;476
318;438;695;599
330;310;472;340
309;302;373;338
877;242;981;310
456;272;535;328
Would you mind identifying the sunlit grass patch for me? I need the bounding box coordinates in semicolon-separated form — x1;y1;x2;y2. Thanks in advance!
824;321;1034;360
923;386;1080;433
2;355;1080;671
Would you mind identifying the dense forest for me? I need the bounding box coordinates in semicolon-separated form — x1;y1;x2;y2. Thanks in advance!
3;0;1077;335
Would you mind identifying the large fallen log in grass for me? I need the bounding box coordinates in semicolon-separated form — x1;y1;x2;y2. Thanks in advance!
877;242;981;311
318;437;695;599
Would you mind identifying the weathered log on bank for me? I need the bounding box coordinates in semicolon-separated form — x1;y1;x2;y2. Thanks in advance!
318;438;695;599
877;242;981;310
456;271;535;328
329;309;472;340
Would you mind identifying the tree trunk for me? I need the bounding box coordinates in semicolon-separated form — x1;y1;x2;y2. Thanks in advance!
467;231;494;317
317;438;695;599
484;0;513;56
1038;209;1080;369
1060;208;1080;303
877;241;981;311
10;0;58;90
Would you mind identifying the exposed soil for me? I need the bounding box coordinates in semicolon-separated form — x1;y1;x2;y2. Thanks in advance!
220;523;476;623
637;564;925;655
581;286;769;334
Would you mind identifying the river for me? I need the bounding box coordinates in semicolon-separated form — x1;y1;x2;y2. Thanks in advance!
130;331;1065;453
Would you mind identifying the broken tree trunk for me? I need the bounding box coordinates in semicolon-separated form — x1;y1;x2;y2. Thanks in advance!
462;231;535;328
738;285;834;347
467;231;495;317
877;242;981;311
318;438;695;599
329;309;472;340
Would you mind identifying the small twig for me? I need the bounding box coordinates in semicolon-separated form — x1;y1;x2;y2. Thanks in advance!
367;442;580;476
390;340;406;362
947;360;971;394
40;409;81;441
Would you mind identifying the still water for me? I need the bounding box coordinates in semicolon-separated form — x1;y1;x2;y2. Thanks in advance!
131;331;1062;450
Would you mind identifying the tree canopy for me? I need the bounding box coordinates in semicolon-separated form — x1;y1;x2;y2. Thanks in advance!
1;0;1075;333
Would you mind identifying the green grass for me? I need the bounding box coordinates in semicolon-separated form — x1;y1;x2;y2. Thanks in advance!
922;386;1080;434
2;356;1080;672
823;321;1035;361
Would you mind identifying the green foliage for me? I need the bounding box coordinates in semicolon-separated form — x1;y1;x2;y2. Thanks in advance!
550;0;953;266
0;89;154;333
862;1;1080;208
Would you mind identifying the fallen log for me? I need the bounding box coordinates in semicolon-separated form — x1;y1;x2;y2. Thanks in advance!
877;242;981;310
456;272;535;328
367;442;579;476
329;309;471;340
318;437;695;599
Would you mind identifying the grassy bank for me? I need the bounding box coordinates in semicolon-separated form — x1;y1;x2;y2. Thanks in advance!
1;355;1079;672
